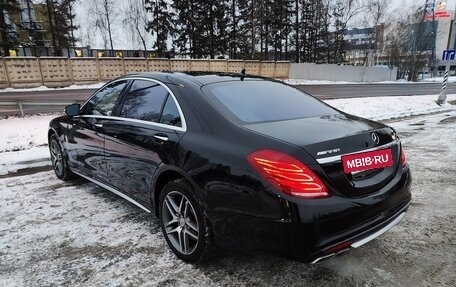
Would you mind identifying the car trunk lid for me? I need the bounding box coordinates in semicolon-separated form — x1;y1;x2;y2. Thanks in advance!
243;113;400;196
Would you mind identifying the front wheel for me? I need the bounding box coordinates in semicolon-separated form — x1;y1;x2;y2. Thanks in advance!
49;134;74;181
159;179;212;263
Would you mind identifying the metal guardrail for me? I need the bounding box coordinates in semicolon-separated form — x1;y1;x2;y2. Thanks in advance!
0;101;77;116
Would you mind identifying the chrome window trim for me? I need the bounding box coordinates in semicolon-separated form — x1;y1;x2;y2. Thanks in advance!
75;114;186;132
316;140;399;164
80;77;187;132
73;170;152;213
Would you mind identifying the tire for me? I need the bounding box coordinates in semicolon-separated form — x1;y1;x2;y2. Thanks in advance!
159;179;213;263
49;134;74;181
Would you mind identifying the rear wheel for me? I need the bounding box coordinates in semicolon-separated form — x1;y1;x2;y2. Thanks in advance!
159;179;212;263
49;134;74;181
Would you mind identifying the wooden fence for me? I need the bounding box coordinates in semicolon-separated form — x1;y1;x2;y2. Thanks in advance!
0;57;290;89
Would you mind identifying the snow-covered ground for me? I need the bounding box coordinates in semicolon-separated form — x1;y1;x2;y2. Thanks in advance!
285;76;456;85
329;94;456;121
1;94;455;176
0;83;104;93
421;75;456;83
284;79;410;85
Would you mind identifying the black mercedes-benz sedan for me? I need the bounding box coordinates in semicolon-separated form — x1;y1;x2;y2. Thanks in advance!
48;72;411;263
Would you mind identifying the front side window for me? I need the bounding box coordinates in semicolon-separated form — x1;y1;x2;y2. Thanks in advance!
84;80;127;116
120;80;169;122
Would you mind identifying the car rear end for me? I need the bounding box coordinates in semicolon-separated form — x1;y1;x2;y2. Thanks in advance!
200;77;411;262
245;128;411;263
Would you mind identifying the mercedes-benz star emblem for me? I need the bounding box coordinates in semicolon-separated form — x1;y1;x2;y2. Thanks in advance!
371;132;380;144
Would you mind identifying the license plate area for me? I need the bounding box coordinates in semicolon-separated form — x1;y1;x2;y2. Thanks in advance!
342;148;393;174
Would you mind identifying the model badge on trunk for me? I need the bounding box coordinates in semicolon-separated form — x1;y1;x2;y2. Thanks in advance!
317;148;341;156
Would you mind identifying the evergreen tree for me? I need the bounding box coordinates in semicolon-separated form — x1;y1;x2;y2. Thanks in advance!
45;0;78;56
228;0;258;59
145;0;174;58
197;0;228;58
271;0;293;60
171;0;195;57
315;1;331;63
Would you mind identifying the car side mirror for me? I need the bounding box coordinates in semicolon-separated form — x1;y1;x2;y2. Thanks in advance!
64;103;80;117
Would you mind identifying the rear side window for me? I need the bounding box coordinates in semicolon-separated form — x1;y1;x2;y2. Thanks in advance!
120;80;168;122
202;81;336;123
160;95;182;127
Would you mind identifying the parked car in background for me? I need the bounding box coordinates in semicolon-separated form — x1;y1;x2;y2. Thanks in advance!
48;72;411;263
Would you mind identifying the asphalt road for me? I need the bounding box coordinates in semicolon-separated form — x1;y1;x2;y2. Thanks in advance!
1;82;456;115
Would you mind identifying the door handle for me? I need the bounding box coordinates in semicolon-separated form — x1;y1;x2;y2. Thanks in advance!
94;123;103;128
153;134;168;142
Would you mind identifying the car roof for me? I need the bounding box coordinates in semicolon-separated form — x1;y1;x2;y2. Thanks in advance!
120;71;269;86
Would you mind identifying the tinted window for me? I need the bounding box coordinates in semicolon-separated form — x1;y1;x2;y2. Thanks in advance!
202;81;336;123
84;80;127;116
120;80;168;122
160;95;182;127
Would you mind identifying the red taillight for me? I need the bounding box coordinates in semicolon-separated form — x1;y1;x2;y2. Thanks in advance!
401;149;407;166
247;149;330;199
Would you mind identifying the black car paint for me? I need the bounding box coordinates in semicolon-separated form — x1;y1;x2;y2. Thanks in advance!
49;72;411;262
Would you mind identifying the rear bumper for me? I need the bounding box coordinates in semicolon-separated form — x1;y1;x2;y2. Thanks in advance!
310;201;409;264
210;166;411;263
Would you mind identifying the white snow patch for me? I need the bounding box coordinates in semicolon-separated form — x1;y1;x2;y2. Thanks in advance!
421;76;456;83
284;79;411;85
325;94;456;121
0;83;104;93
0;114;57;152
0;146;50;175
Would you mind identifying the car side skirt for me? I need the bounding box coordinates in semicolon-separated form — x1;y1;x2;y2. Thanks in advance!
73;170;152;213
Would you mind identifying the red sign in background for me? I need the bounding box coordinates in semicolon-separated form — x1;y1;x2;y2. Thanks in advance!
425;10;452;20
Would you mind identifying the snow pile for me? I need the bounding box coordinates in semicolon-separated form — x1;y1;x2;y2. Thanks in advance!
0;147;50;175
0;82;104;93
326;94;456;121
284;79;410;85
0;114;56;152
0;114;56;175
421;76;456;83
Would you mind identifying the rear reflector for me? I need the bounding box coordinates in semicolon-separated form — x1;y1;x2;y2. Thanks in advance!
247;149;330;199
324;240;353;254
401;148;407;166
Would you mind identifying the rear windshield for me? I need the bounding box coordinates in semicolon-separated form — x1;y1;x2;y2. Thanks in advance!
202;80;336;123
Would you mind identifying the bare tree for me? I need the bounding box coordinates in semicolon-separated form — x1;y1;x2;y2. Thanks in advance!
91;0;117;56
123;0;148;54
364;0;390;26
327;0;365;63
385;5;433;81
360;0;391;65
